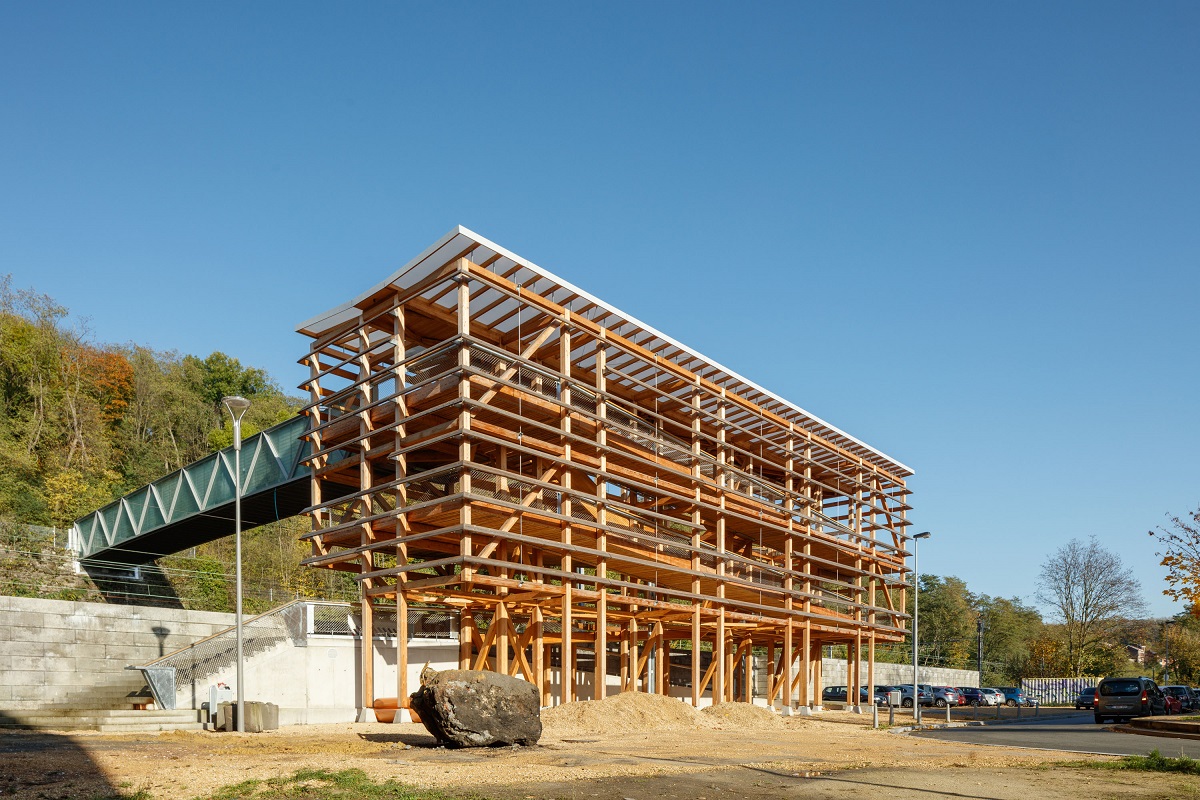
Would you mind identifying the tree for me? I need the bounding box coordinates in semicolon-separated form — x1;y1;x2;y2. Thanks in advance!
1162;614;1200;684
1149;507;1200;611
976;594;1045;683
1036;537;1148;676
912;575;976;669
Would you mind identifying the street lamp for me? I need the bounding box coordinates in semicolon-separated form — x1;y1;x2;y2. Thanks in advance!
222;395;251;733
911;531;931;724
1164;619;1176;684
977;617;985;684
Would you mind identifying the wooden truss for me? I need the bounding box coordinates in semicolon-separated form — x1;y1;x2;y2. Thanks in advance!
297;228;915;712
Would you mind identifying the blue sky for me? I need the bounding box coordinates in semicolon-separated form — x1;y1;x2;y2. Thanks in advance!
2;2;1197;617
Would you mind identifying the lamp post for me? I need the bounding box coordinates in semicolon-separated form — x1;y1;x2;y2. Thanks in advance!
1164;619;1176;684
222;395;251;733
911;531;931;724
977;617;985;683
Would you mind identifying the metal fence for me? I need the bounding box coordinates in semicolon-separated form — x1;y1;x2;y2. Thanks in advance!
1022;676;1102;705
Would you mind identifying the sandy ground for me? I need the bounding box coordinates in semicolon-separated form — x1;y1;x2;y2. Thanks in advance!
1;695;1197;800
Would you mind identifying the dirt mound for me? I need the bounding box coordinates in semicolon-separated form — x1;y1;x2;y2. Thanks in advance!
542;691;717;736
700;702;783;729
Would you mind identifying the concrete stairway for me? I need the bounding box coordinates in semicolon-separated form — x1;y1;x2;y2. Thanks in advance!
0;708;204;732
0;668;204;732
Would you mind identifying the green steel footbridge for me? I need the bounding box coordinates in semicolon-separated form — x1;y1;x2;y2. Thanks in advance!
69;415;334;564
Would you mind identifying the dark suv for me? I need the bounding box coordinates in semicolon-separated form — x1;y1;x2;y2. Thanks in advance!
1094;676;1167;724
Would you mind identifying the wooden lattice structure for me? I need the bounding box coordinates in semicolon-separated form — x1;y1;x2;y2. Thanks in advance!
297;227;915;712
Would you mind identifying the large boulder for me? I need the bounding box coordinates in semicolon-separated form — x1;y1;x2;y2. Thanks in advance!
409;667;541;747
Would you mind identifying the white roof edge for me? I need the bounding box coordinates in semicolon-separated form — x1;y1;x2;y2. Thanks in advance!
298;225;914;477
295;225;469;335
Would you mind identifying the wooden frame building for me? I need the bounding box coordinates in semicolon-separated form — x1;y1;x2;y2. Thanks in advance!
296;227;915;713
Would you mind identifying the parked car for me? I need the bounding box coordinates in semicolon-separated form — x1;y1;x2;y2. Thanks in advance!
821;685;854;704
995;686;1033;707
1164;693;1184;715
892;684;934;708
873;685;899;706
980;688;1006;706
959;687;998;706
1162;685;1198;713
821;685;881;706
927;686;961;708
1075;687;1096;710
1094;676;1167;724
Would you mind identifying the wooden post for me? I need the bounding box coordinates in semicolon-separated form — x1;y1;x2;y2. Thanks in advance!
397;594;408;716
593;333;607;700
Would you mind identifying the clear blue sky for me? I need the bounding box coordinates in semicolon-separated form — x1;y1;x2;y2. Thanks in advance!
2;2;1197;617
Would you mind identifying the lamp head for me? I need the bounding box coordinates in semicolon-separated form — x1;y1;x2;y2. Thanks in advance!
913;531;932;540
222;395;251;421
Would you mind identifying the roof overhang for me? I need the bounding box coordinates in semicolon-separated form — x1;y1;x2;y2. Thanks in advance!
297;225;913;478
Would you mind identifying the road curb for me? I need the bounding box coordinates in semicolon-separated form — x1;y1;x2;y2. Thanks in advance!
889;711;1084;735
1115;721;1200;741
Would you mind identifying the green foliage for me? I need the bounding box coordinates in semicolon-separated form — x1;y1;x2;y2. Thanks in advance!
176;554;232;612
895;569;1050;683
977;594;1045;684
915;575;976;670
0;278;344;611
0;276;301;522
1079;749;1200;775
93;789;153;800
194;768;484;800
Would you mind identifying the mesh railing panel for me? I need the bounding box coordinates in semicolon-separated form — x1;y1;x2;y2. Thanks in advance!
405;469;461;504
141;601;309;690
310;603;356;635
406;344;459;384
469;346;562;402
316;606;458;640
467;469;560;513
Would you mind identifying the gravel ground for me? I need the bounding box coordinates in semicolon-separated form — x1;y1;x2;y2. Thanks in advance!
1;695;1196;799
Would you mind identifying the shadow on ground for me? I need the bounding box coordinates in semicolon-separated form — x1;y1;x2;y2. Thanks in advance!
0;711;128;799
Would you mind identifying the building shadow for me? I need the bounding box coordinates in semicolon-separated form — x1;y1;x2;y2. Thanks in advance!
82;561;184;608
0;712;127;799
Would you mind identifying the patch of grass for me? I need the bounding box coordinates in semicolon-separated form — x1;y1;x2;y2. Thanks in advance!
92;790;152;800
192;768;486;800
1076;749;1200;775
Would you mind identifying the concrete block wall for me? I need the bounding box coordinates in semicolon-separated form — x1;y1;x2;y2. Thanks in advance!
0;595;234;711
819;658;979;689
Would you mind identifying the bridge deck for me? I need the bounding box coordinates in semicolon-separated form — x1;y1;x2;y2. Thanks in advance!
71;415;319;564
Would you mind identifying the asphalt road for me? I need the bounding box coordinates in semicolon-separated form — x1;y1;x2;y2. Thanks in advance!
912;713;1200;757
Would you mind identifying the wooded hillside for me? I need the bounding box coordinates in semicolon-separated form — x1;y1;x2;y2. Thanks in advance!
1;276;297;526
0;275;356;612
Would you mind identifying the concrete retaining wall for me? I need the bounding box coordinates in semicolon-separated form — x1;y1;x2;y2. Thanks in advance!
820;658;980;689
1;595;982;724
0;595;235;711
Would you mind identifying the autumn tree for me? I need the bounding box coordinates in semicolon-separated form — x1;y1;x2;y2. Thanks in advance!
1149;507;1200;612
1036;537;1147;676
